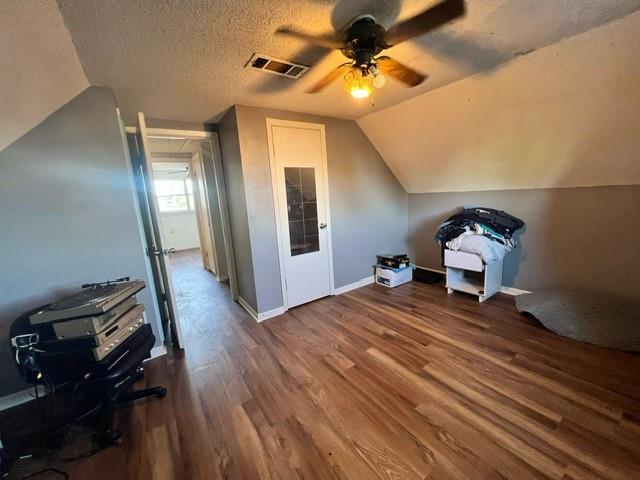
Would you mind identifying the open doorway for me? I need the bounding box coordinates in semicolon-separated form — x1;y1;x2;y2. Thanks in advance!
125;118;237;349
149;139;218;275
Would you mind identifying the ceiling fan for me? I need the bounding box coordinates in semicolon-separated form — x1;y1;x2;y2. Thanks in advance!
276;0;466;99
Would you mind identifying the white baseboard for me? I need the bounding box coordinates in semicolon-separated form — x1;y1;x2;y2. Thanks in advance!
238;296;259;321
256;305;287;322
333;275;374;295
0;386;46;412
238;296;286;323
149;345;167;359
414;265;446;275
500;286;532;296
237;276;375;323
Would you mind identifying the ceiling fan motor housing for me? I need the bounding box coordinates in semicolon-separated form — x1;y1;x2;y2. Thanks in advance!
342;16;387;67
288;1;463;94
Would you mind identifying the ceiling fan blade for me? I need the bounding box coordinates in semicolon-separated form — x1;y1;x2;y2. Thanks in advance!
384;0;466;47
276;27;344;50
376;57;427;87
305;63;352;94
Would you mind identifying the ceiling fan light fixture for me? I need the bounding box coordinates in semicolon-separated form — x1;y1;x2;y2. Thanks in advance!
369;65;386;88
343;67;373;99
286;0;459;96
373;74;386;88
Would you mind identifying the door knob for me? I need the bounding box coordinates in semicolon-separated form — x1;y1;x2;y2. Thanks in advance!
163;247;176;255
319;223;327;230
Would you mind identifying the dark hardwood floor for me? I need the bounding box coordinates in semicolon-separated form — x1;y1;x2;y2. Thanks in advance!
27;254;640;479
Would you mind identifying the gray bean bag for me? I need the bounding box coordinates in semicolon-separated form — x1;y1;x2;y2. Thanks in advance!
515;290;640;351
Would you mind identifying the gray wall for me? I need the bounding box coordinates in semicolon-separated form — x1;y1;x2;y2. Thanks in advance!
0;86;161;397
234;105;408;313
218;107;257;308
409;185;640;300
201;137;228;279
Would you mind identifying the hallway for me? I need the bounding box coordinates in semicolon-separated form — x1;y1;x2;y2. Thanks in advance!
168;248;231;349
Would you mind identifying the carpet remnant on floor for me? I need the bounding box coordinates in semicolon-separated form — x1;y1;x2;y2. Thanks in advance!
516;290;640;351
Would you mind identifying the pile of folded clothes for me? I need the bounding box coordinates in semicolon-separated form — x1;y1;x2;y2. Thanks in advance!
434;207;525;264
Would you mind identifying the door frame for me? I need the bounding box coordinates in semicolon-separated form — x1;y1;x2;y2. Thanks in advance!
148;155;215;273
125;126;239;301
134;113;184;348
266;118;336;310
190;149;218;275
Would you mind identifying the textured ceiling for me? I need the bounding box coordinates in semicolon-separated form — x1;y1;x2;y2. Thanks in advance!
56;0;640;124
0;0;88;151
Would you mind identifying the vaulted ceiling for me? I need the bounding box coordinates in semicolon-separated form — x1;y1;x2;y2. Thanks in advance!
4;0;639;194
358;11;640;193
56;0;640;124
0;0;88;151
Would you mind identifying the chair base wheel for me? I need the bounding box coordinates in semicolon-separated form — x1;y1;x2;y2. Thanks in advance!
93;430;122;448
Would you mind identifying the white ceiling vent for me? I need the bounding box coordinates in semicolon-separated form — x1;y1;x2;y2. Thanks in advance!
246;53;309;79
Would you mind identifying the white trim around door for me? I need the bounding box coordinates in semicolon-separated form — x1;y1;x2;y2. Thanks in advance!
124;126;214;139
266;118;336;310
125;125;238;301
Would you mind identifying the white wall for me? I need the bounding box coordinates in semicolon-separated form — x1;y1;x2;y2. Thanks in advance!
0;0;89;151
358;11;640;193
159;212;200;251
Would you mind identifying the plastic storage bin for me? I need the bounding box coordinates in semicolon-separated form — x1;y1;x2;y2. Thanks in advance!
375;264;413;288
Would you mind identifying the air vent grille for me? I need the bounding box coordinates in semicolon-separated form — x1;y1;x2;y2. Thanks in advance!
246;53;309;79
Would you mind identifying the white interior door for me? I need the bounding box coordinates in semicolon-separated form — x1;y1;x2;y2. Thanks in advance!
268;119;333;308
136;113;185;348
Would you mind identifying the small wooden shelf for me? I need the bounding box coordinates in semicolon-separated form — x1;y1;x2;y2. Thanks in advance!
444;250;503;303
446;280;484;297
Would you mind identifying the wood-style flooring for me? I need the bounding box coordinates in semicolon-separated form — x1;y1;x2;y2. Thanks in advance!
39;253;640;478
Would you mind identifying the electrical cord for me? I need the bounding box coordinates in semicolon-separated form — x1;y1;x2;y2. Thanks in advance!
70;378;88;416
9;377;107;480
14;420;108;480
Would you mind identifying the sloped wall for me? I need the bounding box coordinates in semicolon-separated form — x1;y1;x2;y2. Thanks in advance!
358;11;640;193
355;11;640;300
0;0;89;152
0;87;161;397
